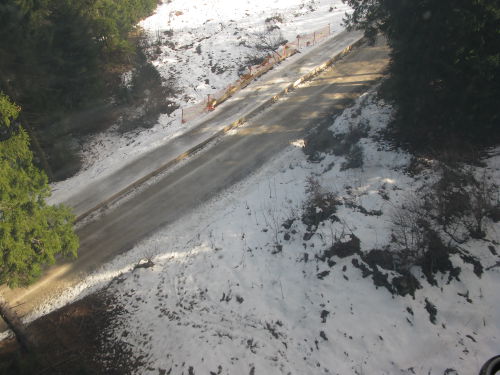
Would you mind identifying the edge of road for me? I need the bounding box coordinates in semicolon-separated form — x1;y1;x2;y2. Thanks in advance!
75;34;366;223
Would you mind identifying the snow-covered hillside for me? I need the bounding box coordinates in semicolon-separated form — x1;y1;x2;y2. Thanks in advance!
89;89;499;374
38;1;500;373
141;0;349;102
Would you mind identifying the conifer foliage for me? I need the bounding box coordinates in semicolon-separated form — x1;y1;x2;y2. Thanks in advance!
0;94;79;288
0;0;159;180
343;0;500;148
0;0;158;131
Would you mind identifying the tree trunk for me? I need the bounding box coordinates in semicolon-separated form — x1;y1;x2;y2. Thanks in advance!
0;295;33;353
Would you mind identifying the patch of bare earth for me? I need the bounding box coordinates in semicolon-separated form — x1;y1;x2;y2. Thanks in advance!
0;290;140;375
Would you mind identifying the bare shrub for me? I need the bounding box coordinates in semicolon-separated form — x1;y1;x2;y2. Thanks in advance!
238;54;267;75
390;196;428;267
265;14;284;25
389;163;494;282
252;28;287;59
331;123;369;157
341;143;364;171
262;206;283;253
302;176;340;228
320;233;361;259
424;165;498;239
465;171;499;238
134;249;156;270
390;198;461;284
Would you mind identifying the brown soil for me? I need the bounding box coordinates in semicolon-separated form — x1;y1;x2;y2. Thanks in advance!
0;290;139;375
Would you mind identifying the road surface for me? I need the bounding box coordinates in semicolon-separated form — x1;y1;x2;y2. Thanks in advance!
1;36;390;328
56;30;363;219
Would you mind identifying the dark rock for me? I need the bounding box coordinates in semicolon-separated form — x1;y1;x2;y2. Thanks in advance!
391;271;421;297
424;298;437;324
488;245;497;255
371;268;392;291
419;230;461;285
351;258;372;278
457;251;483;277
327;259;336;267
282;218;296;230
320;310;330;323
317;270;330;280
363;249;395;271
465;334;477;343
271;244;283;254
487;205;500;222
303;232;314;241
319;234;361;260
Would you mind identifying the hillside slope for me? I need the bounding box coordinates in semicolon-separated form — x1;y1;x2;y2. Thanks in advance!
97;89;500;374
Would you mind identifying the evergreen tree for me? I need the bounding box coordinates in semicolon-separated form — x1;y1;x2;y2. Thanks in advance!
0;0;159;178
343;0;500;148
0;93;79;288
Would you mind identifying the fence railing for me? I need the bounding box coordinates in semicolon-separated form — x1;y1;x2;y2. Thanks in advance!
181;23;331;124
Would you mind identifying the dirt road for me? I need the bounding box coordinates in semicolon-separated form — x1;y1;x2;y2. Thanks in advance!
1;36;390;328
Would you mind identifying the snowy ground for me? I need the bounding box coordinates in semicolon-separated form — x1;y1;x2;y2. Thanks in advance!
41;89;498;374
49;0;351;205
36;2;500;373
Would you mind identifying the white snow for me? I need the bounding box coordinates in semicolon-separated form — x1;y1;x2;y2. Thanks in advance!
33;1;500;373
48;0;351;205
32;88;500;374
